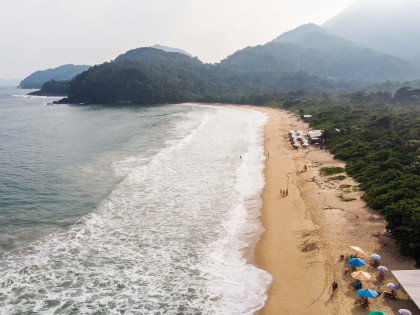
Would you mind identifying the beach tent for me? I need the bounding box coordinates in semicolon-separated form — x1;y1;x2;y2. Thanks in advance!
392;270;420;310
371;254;381;260
350;246;366;254
348;258;366;267
308;130;323;143
357;289;378;298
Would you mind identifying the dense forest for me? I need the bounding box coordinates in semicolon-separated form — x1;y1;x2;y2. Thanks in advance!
57;53;351;104
28;80;70;96
246;90;420;263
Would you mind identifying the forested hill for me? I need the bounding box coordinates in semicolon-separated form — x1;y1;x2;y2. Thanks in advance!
63;60;217;105
114;47;204;71
60;58;351;105
19;64;90;89
221;26;415;81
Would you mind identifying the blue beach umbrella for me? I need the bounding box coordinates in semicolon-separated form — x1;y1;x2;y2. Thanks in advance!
357;289;379;298
370;311;387;315
398;310;412;315
371;254;381;260
348;258;366;267
387;283;399;290
377;266;388;271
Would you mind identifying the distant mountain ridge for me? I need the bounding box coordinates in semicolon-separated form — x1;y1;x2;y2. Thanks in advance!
272;23;326;43
221;24;415;81
323;0;420;63
272;23;354;51
19;64;90;89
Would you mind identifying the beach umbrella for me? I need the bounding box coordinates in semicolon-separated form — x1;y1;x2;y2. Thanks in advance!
350;246;366;254
371;254;381;260
377;266;388;271
387;283;399;290
352;271;371;281
357;289;378;298
370;311;387;315
398;310;412;315
348;258;366;267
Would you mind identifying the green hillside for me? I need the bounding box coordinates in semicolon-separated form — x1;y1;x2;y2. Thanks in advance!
60;46;374;105
114;47;203;71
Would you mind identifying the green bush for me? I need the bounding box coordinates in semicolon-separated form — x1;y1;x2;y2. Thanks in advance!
320;166;345;176
330;175;347;181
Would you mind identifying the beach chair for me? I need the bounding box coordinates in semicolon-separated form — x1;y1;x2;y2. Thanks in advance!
355;297;369;308
384;291;397;299
353;281;362;289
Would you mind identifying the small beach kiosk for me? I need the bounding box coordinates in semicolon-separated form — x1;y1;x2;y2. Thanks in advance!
308;130;323;144
391;270;420;310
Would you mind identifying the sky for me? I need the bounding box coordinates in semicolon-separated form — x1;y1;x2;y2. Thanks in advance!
0;0;358;79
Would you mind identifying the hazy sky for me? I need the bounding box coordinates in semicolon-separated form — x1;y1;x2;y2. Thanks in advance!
0;0;358;79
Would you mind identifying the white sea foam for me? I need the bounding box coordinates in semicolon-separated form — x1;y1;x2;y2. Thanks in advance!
11;94;52;99
0;105;271;314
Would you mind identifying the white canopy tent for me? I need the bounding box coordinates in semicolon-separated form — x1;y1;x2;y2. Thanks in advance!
391;270;420;310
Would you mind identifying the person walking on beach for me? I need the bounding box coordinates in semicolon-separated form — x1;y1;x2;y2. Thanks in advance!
286;189;288;196
332;281;338;292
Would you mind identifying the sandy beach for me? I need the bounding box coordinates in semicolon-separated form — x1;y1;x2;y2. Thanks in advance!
244;106;419;315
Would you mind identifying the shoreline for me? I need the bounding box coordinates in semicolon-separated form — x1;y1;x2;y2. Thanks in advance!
238;106;419;314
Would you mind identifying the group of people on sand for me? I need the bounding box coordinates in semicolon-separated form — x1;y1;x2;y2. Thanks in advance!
331;251;404;310
279;189;288;197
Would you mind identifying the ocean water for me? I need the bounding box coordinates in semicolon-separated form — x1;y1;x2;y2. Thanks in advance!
0;87;272;314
